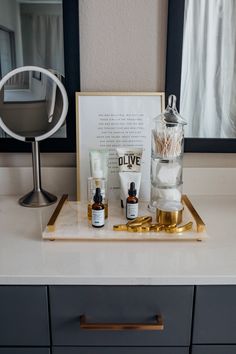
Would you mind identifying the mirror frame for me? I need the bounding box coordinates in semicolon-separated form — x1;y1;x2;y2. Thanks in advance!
0;66;69;141
0;0;80;153
165;0;236;152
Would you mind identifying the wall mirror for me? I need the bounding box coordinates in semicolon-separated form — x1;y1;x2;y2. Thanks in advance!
166;0;236;152
0;0;80;152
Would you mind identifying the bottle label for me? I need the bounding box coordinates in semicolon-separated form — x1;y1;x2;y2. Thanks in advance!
92;209;105;227
126;203;139;219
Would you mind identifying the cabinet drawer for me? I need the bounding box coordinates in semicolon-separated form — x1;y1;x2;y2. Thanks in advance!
192;345;236;354
53;347;189;354
0;286;50;346
193;286;236;344
0;350;50;354
50;286;193;346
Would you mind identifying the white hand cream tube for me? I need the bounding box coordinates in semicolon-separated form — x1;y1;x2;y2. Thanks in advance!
117;147;143;207
117;147;143;172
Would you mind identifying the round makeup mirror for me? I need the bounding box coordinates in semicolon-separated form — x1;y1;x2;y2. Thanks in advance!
0;66;68;207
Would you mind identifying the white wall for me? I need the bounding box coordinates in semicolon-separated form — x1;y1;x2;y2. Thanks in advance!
79;0;168;91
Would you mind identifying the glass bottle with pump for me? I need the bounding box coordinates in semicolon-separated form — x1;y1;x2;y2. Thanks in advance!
87;158;108;220
126;182;139;220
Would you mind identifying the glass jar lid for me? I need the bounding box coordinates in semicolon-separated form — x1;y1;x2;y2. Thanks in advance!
154;95;187;126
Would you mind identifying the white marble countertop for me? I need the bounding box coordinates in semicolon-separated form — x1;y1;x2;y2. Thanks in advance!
0;195;236;285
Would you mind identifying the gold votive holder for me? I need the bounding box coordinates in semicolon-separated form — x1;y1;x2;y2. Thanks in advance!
156;208;183;226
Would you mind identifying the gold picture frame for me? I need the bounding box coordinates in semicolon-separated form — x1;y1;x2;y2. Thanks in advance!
75;92;165;201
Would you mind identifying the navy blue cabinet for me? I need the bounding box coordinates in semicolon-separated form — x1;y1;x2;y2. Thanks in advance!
53;348;189;354
192;345;236;354
0;286;50;347
0;350;50;354
193;286;236;344
49;286;194;347
1;284;236;352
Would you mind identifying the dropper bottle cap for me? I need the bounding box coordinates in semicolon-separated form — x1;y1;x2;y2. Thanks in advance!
128;182;137;197
93;187;103;203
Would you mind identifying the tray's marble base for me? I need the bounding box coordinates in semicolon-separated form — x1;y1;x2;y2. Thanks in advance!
42;200;208;241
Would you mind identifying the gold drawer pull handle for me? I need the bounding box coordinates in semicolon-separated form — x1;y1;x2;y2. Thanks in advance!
79;314;164;331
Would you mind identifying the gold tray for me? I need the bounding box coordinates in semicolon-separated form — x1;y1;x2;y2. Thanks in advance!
42;195;207;242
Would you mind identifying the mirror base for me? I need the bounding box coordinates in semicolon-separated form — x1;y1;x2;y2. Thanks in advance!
19;189;57;208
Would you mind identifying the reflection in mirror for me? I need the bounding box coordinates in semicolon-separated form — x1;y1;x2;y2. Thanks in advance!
180;0;236;138
0;66;68;207
0;0;64;138
0;0;63;77
0;70;65;138
0;25;15;77
20;1;64;74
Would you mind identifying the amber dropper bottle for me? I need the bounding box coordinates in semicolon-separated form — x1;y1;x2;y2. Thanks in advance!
92;187;105;228
126;182;139;220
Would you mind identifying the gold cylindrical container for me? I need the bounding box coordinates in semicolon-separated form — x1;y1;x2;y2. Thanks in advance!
156;208;183;226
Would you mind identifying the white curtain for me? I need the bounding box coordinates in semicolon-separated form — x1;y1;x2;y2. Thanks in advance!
22;13;64;76
0;29;13;78
180;0;236;138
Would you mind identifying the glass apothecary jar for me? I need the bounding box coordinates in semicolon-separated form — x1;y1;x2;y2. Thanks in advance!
150;95;187;211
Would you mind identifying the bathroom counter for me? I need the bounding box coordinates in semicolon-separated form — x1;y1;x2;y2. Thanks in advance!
0;195;236;285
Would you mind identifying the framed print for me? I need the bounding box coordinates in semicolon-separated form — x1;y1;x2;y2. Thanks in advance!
76;92;165;201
